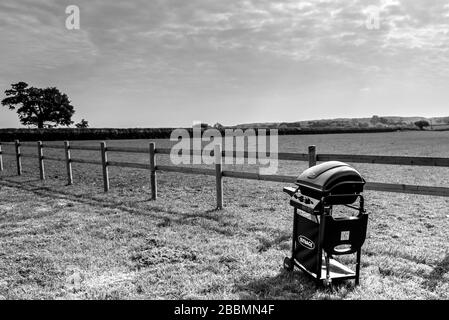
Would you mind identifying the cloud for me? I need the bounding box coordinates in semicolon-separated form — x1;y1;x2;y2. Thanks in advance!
360;87;371;92
2;0;448;80
0;0;98;87
1;0;449;127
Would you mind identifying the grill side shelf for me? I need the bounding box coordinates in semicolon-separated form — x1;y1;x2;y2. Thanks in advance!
283;186;297;196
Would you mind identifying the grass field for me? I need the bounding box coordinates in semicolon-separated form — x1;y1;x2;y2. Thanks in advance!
0;131;448;299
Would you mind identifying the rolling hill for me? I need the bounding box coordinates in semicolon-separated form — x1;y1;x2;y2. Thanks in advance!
232;116;449;130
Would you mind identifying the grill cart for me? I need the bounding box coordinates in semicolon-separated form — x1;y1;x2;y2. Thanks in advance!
283;161;369;286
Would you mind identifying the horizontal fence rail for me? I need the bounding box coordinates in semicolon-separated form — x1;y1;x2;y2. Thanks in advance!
222;171;296;183
70;145;101;151
153;147;310;161
70;158;103;166
317;154;449;167
0;151;16;156
156;165;216;176
106;146;148;154
43;156;66;162
42;143;66;149
20;153;39;159
8;142;449;167
20;142;37;147
1;140;449;208
108;161;150;170
364;182;449;197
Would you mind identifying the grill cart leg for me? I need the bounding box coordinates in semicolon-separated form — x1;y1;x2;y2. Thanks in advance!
284;208;298;272
355;250;361;286
283;257;294;272
324;253;332;288
315;212;326;287
291;208;298;258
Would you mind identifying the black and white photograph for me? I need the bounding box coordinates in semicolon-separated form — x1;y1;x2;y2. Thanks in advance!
0;0;448;306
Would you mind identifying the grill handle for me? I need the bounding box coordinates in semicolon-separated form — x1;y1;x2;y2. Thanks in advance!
323;180;366;193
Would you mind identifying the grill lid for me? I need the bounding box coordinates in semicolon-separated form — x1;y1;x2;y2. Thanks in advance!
296;161;365;198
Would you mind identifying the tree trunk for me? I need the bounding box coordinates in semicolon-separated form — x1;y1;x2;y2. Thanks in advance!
38;121;44;129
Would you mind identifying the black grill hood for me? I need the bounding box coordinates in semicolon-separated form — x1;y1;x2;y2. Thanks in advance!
296;161;365;200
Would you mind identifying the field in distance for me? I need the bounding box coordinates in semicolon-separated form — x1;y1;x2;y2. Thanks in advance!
0;130;448;299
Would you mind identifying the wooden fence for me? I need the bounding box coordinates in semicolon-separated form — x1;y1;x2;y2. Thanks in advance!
1;140;449;209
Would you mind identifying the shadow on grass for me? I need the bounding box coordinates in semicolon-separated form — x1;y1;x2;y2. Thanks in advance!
0;177;233;234
235;268;357;300
422;253;449;291
236;269;355;300
235;256;356;300
235;269;316;299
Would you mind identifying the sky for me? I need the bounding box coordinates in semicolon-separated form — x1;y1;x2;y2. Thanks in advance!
0;0;448;128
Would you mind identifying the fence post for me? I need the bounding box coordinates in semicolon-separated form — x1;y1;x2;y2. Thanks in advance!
100;142;109;192
37;141;45;180
215;144;223;209
308;145;316;167
64;141;73;185
0;142;3;172
15;140;22;176
149;142;157;200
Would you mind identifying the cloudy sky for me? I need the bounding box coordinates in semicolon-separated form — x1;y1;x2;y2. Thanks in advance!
0;0;448;128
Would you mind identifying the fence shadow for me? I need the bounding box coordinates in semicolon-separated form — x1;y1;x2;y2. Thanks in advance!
0;177;232;232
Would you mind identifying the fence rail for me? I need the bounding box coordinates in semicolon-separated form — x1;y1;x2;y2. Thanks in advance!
317;154;449;167
107;146;148;154
1;140;449;208
364;182;449;197
43;156;66;162
70;145;101;151
108;161;150;170
71;158;103;166
42;143;65;149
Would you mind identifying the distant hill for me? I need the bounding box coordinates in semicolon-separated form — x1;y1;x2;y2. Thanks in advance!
231;116;449;130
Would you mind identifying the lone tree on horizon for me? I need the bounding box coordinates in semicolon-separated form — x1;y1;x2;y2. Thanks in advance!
1;82;75;128
75;119;89;128
414;120;430;130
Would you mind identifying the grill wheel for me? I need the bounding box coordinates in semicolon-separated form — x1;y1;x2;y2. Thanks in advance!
283;257;294;272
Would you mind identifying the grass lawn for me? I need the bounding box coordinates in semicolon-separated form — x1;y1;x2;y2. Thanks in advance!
0;133;448;299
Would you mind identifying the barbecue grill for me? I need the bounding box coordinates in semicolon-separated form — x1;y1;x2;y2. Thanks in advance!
283;161;369;286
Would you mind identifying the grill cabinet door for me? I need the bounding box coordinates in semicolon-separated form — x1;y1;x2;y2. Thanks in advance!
294;214;320;275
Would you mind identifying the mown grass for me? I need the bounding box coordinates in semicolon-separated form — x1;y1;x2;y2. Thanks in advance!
0;132;448;300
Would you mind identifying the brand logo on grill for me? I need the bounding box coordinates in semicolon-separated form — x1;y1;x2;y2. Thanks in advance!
298;235;315;250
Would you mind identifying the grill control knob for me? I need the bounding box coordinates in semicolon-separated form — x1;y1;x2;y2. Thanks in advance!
305;198;311;204
298;196;304;202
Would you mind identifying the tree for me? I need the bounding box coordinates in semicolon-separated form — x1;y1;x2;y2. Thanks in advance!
1;82;75;128
379;117;389;125
414;120;430;130
75;119;89;128
370;115;380;125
